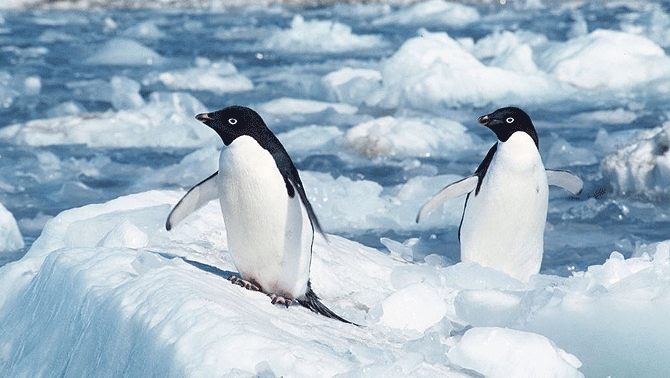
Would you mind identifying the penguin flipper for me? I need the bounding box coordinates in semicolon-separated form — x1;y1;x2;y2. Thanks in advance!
416;175;479;223
546;169;583;195
297;282;357;325
166;172;219;230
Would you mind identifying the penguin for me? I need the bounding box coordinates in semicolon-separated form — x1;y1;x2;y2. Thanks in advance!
416;107;583;282
166;105;353;324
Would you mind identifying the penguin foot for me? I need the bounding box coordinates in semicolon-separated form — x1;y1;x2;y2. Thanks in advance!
229;276;260;291
268;293;294;308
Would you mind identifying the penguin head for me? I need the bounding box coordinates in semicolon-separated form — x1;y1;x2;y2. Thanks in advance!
195;106;268;146
478;107;539;147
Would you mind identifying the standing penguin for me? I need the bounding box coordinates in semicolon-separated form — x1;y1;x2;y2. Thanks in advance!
166;105;352;324
416;107;583;282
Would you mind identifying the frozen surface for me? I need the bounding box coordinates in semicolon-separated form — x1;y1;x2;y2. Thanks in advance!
1;1;670;377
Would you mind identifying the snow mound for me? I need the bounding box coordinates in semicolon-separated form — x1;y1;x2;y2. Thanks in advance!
448;327;583;378
0;92;212;148
84;37;165;66
373;0;480;28
539;29;670;91
1;188;669;376
369;29;572;110
143;57;253;94
0;202;24;253
343;115;475;159
601;121;670;199
262;15;385;53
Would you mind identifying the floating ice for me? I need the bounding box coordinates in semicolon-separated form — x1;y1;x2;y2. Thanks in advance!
545;137;598;168
601;121;670;199
321;67;382;106
370;29;572;110
538;29;670;91
0;202;23;253
85;37;164;66
373;0;480;28
0;92;211;148
262;15;385;53
343;115;475;158
448;327;584;378
257;97;357;115
569;108;639;125
378;283;447;333
121;20;166;39
143;58;253;94
110;76;144;110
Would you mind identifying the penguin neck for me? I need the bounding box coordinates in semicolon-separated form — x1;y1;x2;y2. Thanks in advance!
494;132;543;172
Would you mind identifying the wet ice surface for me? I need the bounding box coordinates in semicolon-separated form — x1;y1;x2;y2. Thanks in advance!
1;1;670;377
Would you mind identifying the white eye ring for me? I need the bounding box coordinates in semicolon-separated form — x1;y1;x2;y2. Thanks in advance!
506;117;514;124
228;118;237;125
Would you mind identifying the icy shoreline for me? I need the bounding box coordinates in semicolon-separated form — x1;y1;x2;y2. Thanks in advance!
0;190;668;377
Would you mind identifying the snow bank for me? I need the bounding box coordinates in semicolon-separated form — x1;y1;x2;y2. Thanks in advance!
539;29;670;91
0;92;212;148
261;15;385;53
2;188;669;376
601;121;670;199
369;29;572;110
85;37;165;66
143;57;253;94
0;202;23;253
373;0;480;28
343;115;476;158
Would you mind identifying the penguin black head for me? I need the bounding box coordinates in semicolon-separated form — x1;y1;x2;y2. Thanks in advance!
478;107;539;148
195;105;269;146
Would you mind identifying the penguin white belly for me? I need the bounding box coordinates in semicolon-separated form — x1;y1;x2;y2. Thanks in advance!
217;135;312;298
460;132;548;282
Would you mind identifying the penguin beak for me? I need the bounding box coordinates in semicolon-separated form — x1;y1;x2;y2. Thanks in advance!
195;113;213;123
478;115;490;126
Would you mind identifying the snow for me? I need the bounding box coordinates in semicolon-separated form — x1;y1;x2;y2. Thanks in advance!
1;189;668;376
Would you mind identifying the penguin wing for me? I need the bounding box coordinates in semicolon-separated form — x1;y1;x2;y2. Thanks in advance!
546;169;584;195
416;175;479;223
285;174;326;237
166;172;219;230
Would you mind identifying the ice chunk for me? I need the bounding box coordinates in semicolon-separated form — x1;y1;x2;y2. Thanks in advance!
539;29;670;90
0;92;212;148
277;125;343;155
454;290;525;327
22;76;41;95
601;121;670;199
121;20;165;39
46;101;87;118
373;0;480;28
343;115;475;158
258;97;357;115
448;327;584;378
370;29;572;110
0;202;24;253
143;58;253;94
85;37;164;66
379;283;447;333
262;15;385;53
110;76;144;110
569;108;639;125
321;68;382;105
545;138;598;168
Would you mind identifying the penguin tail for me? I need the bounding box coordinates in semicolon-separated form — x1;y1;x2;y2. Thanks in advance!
298;282;358;326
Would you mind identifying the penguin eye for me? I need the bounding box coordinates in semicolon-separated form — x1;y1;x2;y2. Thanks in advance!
228;118;237;125
506;117;514;124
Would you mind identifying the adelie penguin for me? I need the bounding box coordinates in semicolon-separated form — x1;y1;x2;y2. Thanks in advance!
166;105;353;324
416;107;583;282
